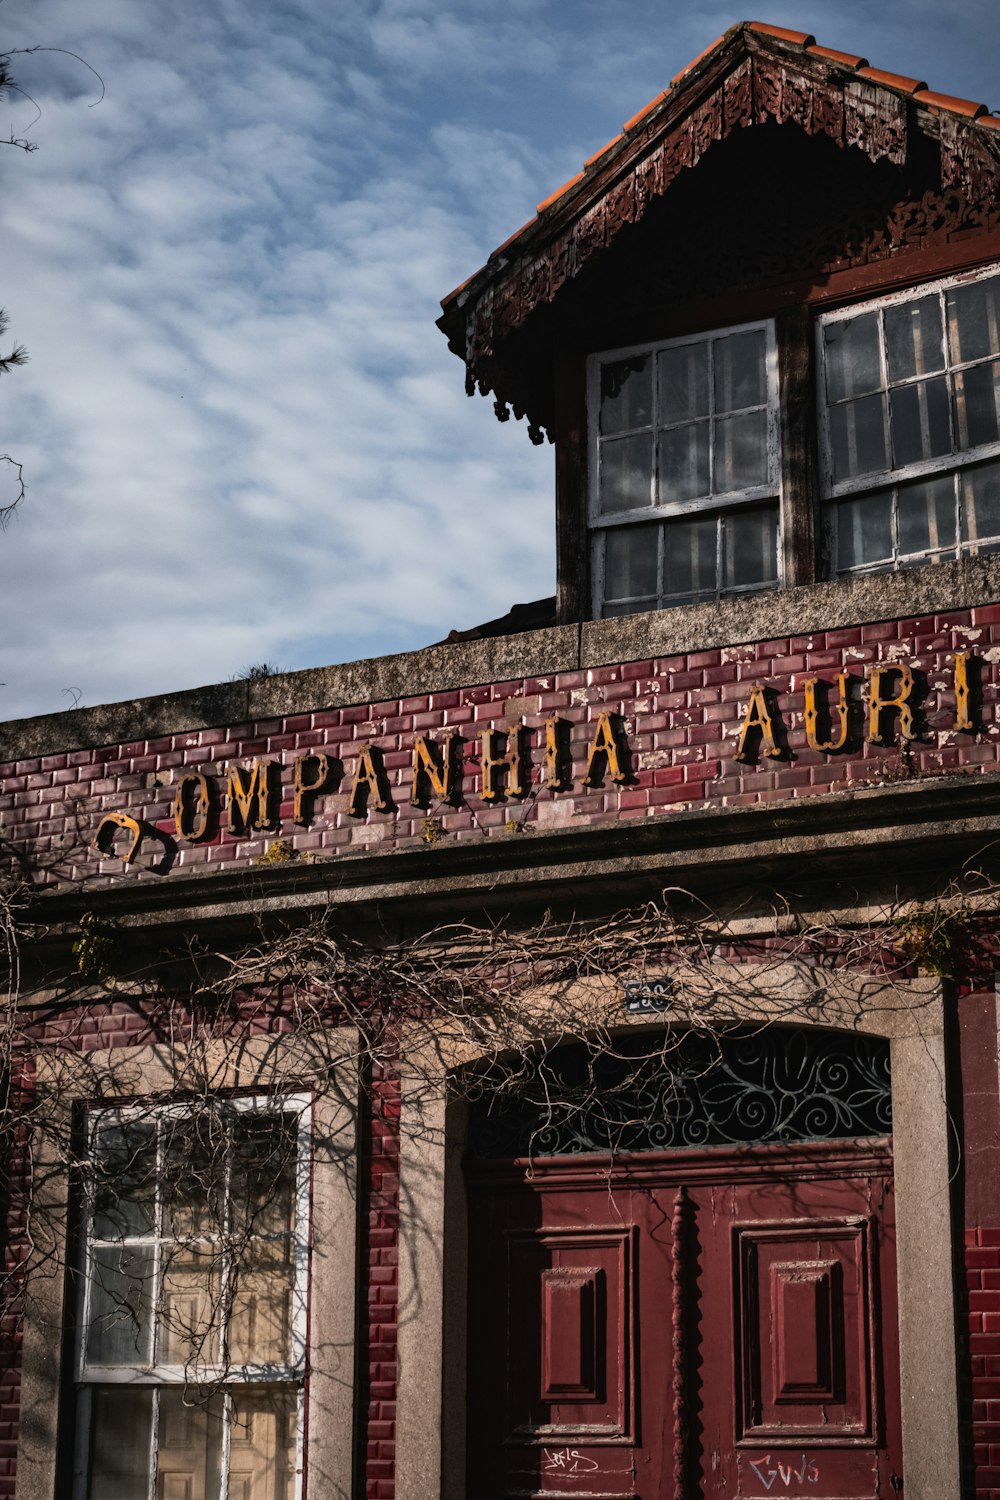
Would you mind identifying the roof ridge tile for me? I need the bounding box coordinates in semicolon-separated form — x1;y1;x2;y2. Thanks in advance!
806;43;868;69
914;88;987;119
584;135;620;170
747;22;815;46
856;65;927;94
623;89;669;135
536;173;584;217
670;33;729;86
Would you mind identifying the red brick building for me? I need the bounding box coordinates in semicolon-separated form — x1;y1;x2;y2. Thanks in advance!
4;21;1000;1500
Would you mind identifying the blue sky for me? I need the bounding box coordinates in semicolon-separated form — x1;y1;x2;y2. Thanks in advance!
1;0;999;721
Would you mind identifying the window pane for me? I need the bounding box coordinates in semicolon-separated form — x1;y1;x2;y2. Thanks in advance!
156;1390;223;1500
897;475;957;560
885;295;944;382
954;359;1000;450
86;1246;154;1365
824;313;882;403
599;356;652;434
830;394;888;482
603;524;657;604
834;490;894;572
159;1247;220;1367
659;422;709;502
88;1387;153;1500
889;376;951;467
962;461;1000;550
602;600;650;618
93;1121;157;1240
599;433;653;513
658;343;709;424
947;276;1000;364
229;1241;294;1366
712;329;766;413
231;1116;297;1239
229;1389;297;1500
714;410;767;492
163;1116;225;1241
723;506;778;591
663;514;717;601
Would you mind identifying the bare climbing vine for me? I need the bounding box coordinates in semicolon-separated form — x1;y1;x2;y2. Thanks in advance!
0;851;993;1398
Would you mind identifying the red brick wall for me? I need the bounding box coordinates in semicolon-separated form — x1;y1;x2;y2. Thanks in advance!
966;1229;1000;1499
363;1065;400;1500
3;604;1000;888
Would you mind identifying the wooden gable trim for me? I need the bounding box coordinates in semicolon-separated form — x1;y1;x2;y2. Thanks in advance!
440;31;1000;411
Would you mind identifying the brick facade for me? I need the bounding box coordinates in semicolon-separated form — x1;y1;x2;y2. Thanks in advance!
364;1066;400;1500
3;605;998;1495
966;1230;1000;1500
3;602;999;891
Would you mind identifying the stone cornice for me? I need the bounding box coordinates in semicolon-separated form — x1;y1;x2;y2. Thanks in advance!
3;555;999;762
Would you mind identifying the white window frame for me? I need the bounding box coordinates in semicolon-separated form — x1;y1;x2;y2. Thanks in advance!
587;319;781;617
71;1092;312;1500
817;259;1000;573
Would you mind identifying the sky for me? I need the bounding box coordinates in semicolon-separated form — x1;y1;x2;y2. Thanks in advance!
1;0;999;722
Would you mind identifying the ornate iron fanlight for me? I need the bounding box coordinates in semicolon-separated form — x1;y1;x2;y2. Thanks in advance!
466;1027;891;1159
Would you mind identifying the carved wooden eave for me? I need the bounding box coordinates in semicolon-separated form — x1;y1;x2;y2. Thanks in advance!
437;22;1000;439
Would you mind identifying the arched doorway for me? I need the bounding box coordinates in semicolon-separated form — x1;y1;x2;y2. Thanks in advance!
464;1029;903;1499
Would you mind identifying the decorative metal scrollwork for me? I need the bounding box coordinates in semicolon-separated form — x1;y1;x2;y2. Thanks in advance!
466;1028;891;1159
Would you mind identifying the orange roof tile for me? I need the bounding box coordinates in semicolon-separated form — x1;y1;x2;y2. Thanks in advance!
806;44;868;69
856;66;927;93
914;88;987;118
536;172;584;216
622;89;669;135
747;22;815;46
584;136;619;169
488;216;537;264
670;33;729;87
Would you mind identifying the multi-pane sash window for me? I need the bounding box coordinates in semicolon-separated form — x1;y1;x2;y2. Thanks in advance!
74;1096;309;1500
819;264;1000;574
589;321;780;615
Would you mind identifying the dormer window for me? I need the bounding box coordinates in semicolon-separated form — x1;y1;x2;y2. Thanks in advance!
820;265;1000;574
589;321;780;616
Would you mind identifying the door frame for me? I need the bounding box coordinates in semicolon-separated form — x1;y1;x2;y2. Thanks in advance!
395;965;959;1500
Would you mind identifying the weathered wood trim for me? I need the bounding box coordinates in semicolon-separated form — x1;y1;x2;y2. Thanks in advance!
776;305;819;588
554;350;588;625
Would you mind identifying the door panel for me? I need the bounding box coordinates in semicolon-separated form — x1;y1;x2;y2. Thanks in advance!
736;1222;875;1441
508;1229;632;1436
467;1143;901;1500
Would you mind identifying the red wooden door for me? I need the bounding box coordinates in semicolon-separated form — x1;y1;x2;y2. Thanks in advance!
466;1140;902;1499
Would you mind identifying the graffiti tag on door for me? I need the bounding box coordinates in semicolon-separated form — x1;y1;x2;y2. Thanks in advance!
749;1453;820;1490
543;1448;600;1476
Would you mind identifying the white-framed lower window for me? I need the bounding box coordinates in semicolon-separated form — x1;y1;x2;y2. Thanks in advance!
72;1094;310;1500
819;261;1000;574
589;320;781;616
